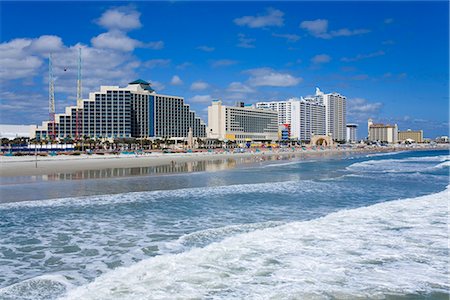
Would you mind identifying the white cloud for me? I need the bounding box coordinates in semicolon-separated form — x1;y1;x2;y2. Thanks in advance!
170;75;183;85
144;59;171;68
245;68;302;87
190;95;213;104
237;33;255;48
234;8;284;28
0;7;154;124
91;30;142;52
384;18;394;24
26;35;64;53
272;33;300;42
91;30;163;52
96;6;142;31
311;54;331;64
300;19;370;39
341;51;385;62
227;82;255;93
347;97;383;121
211;59;238;68
300;19;328;37
197;45;215;52
190;81;209;91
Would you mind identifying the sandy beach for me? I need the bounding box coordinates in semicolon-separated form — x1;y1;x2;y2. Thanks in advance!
1;145;446;178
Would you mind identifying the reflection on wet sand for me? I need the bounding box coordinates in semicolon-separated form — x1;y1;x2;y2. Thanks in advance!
43;159;237;181
37;154;308;181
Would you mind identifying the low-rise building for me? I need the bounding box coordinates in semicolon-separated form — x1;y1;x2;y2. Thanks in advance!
398;129;423;143
207;100;278;143
367;118;398;143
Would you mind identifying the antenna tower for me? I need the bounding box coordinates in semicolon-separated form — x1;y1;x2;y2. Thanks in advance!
76;48;82;139
48;54;56;140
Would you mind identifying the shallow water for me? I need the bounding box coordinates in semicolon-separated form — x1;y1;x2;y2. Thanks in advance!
0;149;448;299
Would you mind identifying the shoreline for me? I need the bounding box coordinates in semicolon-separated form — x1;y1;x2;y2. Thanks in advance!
0;145;447;178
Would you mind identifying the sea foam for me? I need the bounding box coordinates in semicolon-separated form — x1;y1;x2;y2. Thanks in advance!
62;186;450;299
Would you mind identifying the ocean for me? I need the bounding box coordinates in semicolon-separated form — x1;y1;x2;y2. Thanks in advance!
0;149;448;299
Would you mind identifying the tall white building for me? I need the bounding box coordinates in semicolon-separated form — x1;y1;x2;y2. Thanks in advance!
207;100;278;143
315;88;346;142
255;100;295;125
291;98;326;141
346;123;358;143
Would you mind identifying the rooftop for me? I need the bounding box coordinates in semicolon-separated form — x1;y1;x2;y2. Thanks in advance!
129;79;150;85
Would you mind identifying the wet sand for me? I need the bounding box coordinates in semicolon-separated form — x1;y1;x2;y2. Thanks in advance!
1;145;445;178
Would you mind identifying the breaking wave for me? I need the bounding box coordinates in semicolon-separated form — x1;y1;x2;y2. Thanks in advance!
62;187;449;299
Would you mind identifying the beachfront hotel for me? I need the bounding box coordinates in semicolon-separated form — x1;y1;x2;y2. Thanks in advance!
367;119;398;144
31;80;206;141
314;88;347;142
290;97;326;141
256;88;345;142
207;100;278;143
398;129;424;143
255;100;294;126
346;124;358;143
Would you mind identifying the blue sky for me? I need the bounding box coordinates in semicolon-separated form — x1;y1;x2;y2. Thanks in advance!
0;1;448;138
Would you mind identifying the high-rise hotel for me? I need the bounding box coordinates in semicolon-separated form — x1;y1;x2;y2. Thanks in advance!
31;80;206;140
314;88;347;142
256;87;344;142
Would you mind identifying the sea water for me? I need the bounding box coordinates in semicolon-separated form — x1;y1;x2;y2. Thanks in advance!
0;150;448;299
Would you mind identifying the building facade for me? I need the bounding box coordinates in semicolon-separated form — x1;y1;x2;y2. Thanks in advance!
207;100;278;143
291;98;326;141
255;100;294;126
368;119;398;143
315;88;346;142
31;80;206;140
346;123;358;143
398;129;423;143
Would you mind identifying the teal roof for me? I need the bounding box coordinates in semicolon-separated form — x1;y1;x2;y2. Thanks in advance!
129;79;150;85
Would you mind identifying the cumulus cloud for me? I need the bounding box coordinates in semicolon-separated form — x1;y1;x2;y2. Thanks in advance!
234;8;284;28
170;75;183;85
26;35;64;53
91;30;142;52
211;59;238;68
237;34;255;48
300;19;369;39
245;68;302;87
96;6;142;31
341;51;385;62
311;54;331;64
227;82;255;93
0;7;153;121
190;81;209;91
190;95;213;104
197;45;215;52
272;33;300;42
